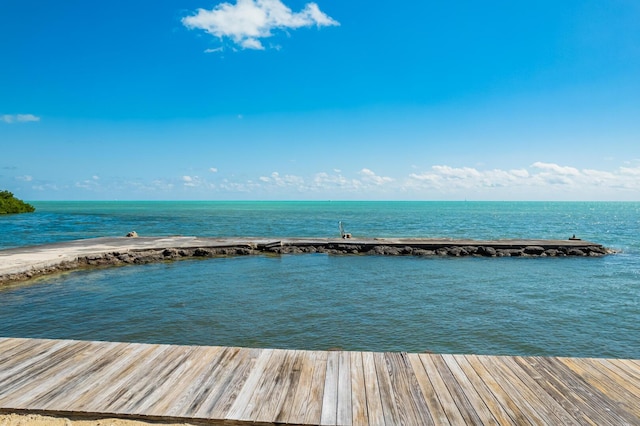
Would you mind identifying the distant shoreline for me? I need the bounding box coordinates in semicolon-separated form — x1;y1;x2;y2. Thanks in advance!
0;236;612;286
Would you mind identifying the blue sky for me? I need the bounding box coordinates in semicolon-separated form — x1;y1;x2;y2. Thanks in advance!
1;0;639;201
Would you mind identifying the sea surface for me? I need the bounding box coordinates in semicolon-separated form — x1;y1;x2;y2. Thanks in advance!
1;201;638;358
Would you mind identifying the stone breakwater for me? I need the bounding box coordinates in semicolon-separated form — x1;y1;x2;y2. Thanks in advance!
0;236;612;286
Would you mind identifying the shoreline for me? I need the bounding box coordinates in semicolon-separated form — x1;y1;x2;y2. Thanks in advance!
0;236;612;286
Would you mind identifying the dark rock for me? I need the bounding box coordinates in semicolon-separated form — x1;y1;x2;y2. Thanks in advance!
447;247;466;257
134;252;163;264
497;249;523;257
568;248;586;256
524;246;545;255
162;249;178;258
372;246;400;255
194;248;212;257
463;246;479;255
587;246;607;255
413;249;435;256
478;246;496;257
401;246;414;255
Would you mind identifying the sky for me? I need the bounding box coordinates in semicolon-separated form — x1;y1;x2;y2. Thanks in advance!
1;0;639;201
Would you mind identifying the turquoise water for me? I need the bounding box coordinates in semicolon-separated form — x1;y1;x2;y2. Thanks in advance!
1;201;639;357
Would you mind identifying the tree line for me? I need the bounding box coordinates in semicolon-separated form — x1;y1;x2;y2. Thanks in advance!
0;190;35;214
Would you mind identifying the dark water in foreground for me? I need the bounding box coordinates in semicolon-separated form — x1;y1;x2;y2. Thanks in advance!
0;201;638;357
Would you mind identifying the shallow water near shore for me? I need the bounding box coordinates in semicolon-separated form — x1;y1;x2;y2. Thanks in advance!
1;201;639;358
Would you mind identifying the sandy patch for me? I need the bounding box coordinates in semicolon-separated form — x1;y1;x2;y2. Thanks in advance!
0;413;200;426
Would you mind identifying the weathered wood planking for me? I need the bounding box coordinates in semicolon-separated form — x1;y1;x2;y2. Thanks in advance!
0;337;638;425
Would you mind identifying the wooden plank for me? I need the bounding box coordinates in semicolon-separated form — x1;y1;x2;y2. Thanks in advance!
546;356;639;425
225;348;274;422
373;351;401;425
303;350;329;425
189;346;246;418
361;351;385;426
134;345;221;414
253;349;300;424
350;352;369;426
205;347;262;420
170;346;239;417
0;337;39;363
384;352;433;425
418;354;466;425
276;351;315;424
477;355;571;425
441;354;501;425
17;340;126;409
590;359;640;400
560;357;640;418
608;359;640;383
0;340;94;406
337;351;352;426
273;349;306;424
498;356;580;425
407;353;444;425
320;350;340;425
0;339;71;385
38;342;155;412
454;355;513;425
69;342;165;412
513;356;618;426
431;354;484;425
628;359;640;369
79;343;170;413
153;345;226;417
465;355;532;425
103;344;197;414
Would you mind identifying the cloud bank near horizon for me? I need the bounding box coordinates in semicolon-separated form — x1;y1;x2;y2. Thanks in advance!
182;0;339;50
9;161;640;201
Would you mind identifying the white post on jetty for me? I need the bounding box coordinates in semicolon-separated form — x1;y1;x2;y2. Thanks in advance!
339;221;351;239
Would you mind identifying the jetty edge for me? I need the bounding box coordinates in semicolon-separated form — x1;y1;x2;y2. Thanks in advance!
0;236;612;286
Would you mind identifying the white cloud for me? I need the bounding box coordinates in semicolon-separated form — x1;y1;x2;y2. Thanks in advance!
25;162;639;200
75;177;101;190
259;171;305;188
182;0;339;50
359;168;393;186
620;166;640;176
209;167;219;173
402;162;640;199
1;114;40;123
531;162;580;176
182;175;197;187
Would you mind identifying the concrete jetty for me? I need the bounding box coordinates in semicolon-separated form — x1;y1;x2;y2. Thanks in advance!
0;236;611;285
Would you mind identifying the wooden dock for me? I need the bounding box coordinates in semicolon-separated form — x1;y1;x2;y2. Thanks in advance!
0;337;638;425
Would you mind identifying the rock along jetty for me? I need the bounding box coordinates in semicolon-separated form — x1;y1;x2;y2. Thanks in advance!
0;236;612;285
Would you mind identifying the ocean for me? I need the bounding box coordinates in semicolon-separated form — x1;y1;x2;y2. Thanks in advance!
0;201;638;358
